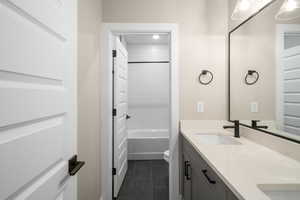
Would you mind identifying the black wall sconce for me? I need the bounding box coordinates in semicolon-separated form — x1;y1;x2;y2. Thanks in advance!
245;70;259;85
198;70;214;85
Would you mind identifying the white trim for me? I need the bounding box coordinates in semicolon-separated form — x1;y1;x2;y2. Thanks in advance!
100;23;179;200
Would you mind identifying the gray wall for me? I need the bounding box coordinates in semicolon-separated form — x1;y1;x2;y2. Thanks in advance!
103;0;229;120
78;0;102;199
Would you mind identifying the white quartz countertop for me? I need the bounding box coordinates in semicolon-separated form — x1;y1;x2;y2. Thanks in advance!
181;125;300;200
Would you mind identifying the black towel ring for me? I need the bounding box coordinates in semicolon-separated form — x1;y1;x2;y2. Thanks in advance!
245;70;259;85
198;70;214;85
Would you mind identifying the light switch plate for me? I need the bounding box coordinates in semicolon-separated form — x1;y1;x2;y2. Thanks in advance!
250;102;258;113
197;102;204;113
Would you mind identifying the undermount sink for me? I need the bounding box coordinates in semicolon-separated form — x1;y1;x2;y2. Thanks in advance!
194;134;242;145
257;184;300;200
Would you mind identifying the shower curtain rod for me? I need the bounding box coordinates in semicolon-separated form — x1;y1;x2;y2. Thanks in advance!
128;61;170;64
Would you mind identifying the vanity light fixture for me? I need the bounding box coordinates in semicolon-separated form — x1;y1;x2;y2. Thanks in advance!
276;0;300;20
231;0;272;20
232;0;253;20
152;34;160;40
239;0;251;11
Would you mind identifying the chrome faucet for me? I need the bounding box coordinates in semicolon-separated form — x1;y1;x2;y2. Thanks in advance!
223;120;240;138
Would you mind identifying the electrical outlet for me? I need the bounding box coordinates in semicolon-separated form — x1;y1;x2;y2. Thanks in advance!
197;102;204;113
250;102;258;113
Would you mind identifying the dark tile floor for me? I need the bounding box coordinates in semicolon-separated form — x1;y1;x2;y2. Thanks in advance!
117;160;169;200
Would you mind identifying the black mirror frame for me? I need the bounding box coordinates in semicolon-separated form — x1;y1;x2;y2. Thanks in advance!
228;0;300;144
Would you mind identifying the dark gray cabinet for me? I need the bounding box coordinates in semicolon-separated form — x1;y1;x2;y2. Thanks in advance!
182;154;192;200
182;136;239;200
226;190;239;200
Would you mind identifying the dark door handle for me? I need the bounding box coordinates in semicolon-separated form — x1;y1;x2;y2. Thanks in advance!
202;169;216;184
69;155;85;176
126;114;131;120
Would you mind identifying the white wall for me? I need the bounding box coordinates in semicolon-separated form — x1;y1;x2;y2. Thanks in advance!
230;6;277;120
127;44;170;130
103;0;229;120
78;0;102;199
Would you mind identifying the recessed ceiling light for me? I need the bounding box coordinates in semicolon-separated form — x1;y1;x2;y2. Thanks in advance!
152;34;160;40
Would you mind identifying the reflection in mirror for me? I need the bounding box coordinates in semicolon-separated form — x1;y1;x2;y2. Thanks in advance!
230;0;300;141
231;0;273;21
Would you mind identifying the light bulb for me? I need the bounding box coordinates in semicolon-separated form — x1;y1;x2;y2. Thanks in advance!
239;0;250;11
152;34;160;40
285;0;297;11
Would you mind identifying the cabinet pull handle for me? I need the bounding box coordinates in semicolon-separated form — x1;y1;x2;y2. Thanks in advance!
186;162;191;180
202;169;216;184
184;161;189;177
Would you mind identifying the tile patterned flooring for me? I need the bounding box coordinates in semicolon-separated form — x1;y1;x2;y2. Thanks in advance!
117;160;169;200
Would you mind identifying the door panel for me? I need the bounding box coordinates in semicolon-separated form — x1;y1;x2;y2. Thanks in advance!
7;0;66;37
282;45;300;134
0;3;65;79
10;162;67;200
0;87;65;127
0;119;64;199
0;0;76;199
113;38;128;197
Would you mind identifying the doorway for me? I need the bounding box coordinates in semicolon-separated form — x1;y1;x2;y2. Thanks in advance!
101;24;179;200
113;34;171;199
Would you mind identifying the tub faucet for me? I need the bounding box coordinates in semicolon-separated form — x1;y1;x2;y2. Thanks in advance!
223;120;240;138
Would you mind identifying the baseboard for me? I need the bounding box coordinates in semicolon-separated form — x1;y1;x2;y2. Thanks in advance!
128;152;164;160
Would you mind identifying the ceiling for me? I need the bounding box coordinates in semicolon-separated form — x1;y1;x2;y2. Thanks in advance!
124;34;170;45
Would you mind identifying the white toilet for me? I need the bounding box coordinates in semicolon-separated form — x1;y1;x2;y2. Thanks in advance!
163;150;170;163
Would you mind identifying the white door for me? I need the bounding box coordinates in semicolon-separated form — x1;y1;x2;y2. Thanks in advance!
277;25;300;134
281;45;300;135
113;37;128;197
0;0;77;200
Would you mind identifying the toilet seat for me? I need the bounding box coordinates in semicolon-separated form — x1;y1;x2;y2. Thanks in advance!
163;150;169;163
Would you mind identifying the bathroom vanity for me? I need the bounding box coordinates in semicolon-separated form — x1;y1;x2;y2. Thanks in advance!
182;135;238;200
180;0;300;199
180;121;300;200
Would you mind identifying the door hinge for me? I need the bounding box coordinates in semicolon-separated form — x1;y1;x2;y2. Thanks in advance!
112;168;117;175
113;108;117;116
112;50;117;58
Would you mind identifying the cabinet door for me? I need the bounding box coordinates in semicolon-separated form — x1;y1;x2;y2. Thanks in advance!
190;163;214;200
183;154;192;200
183;137;226;200
226;188;239;200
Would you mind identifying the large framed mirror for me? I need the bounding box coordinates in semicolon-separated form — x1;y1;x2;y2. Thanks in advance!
229;0;300;143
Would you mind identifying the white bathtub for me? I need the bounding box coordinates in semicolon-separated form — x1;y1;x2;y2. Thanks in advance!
127;129;169;160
